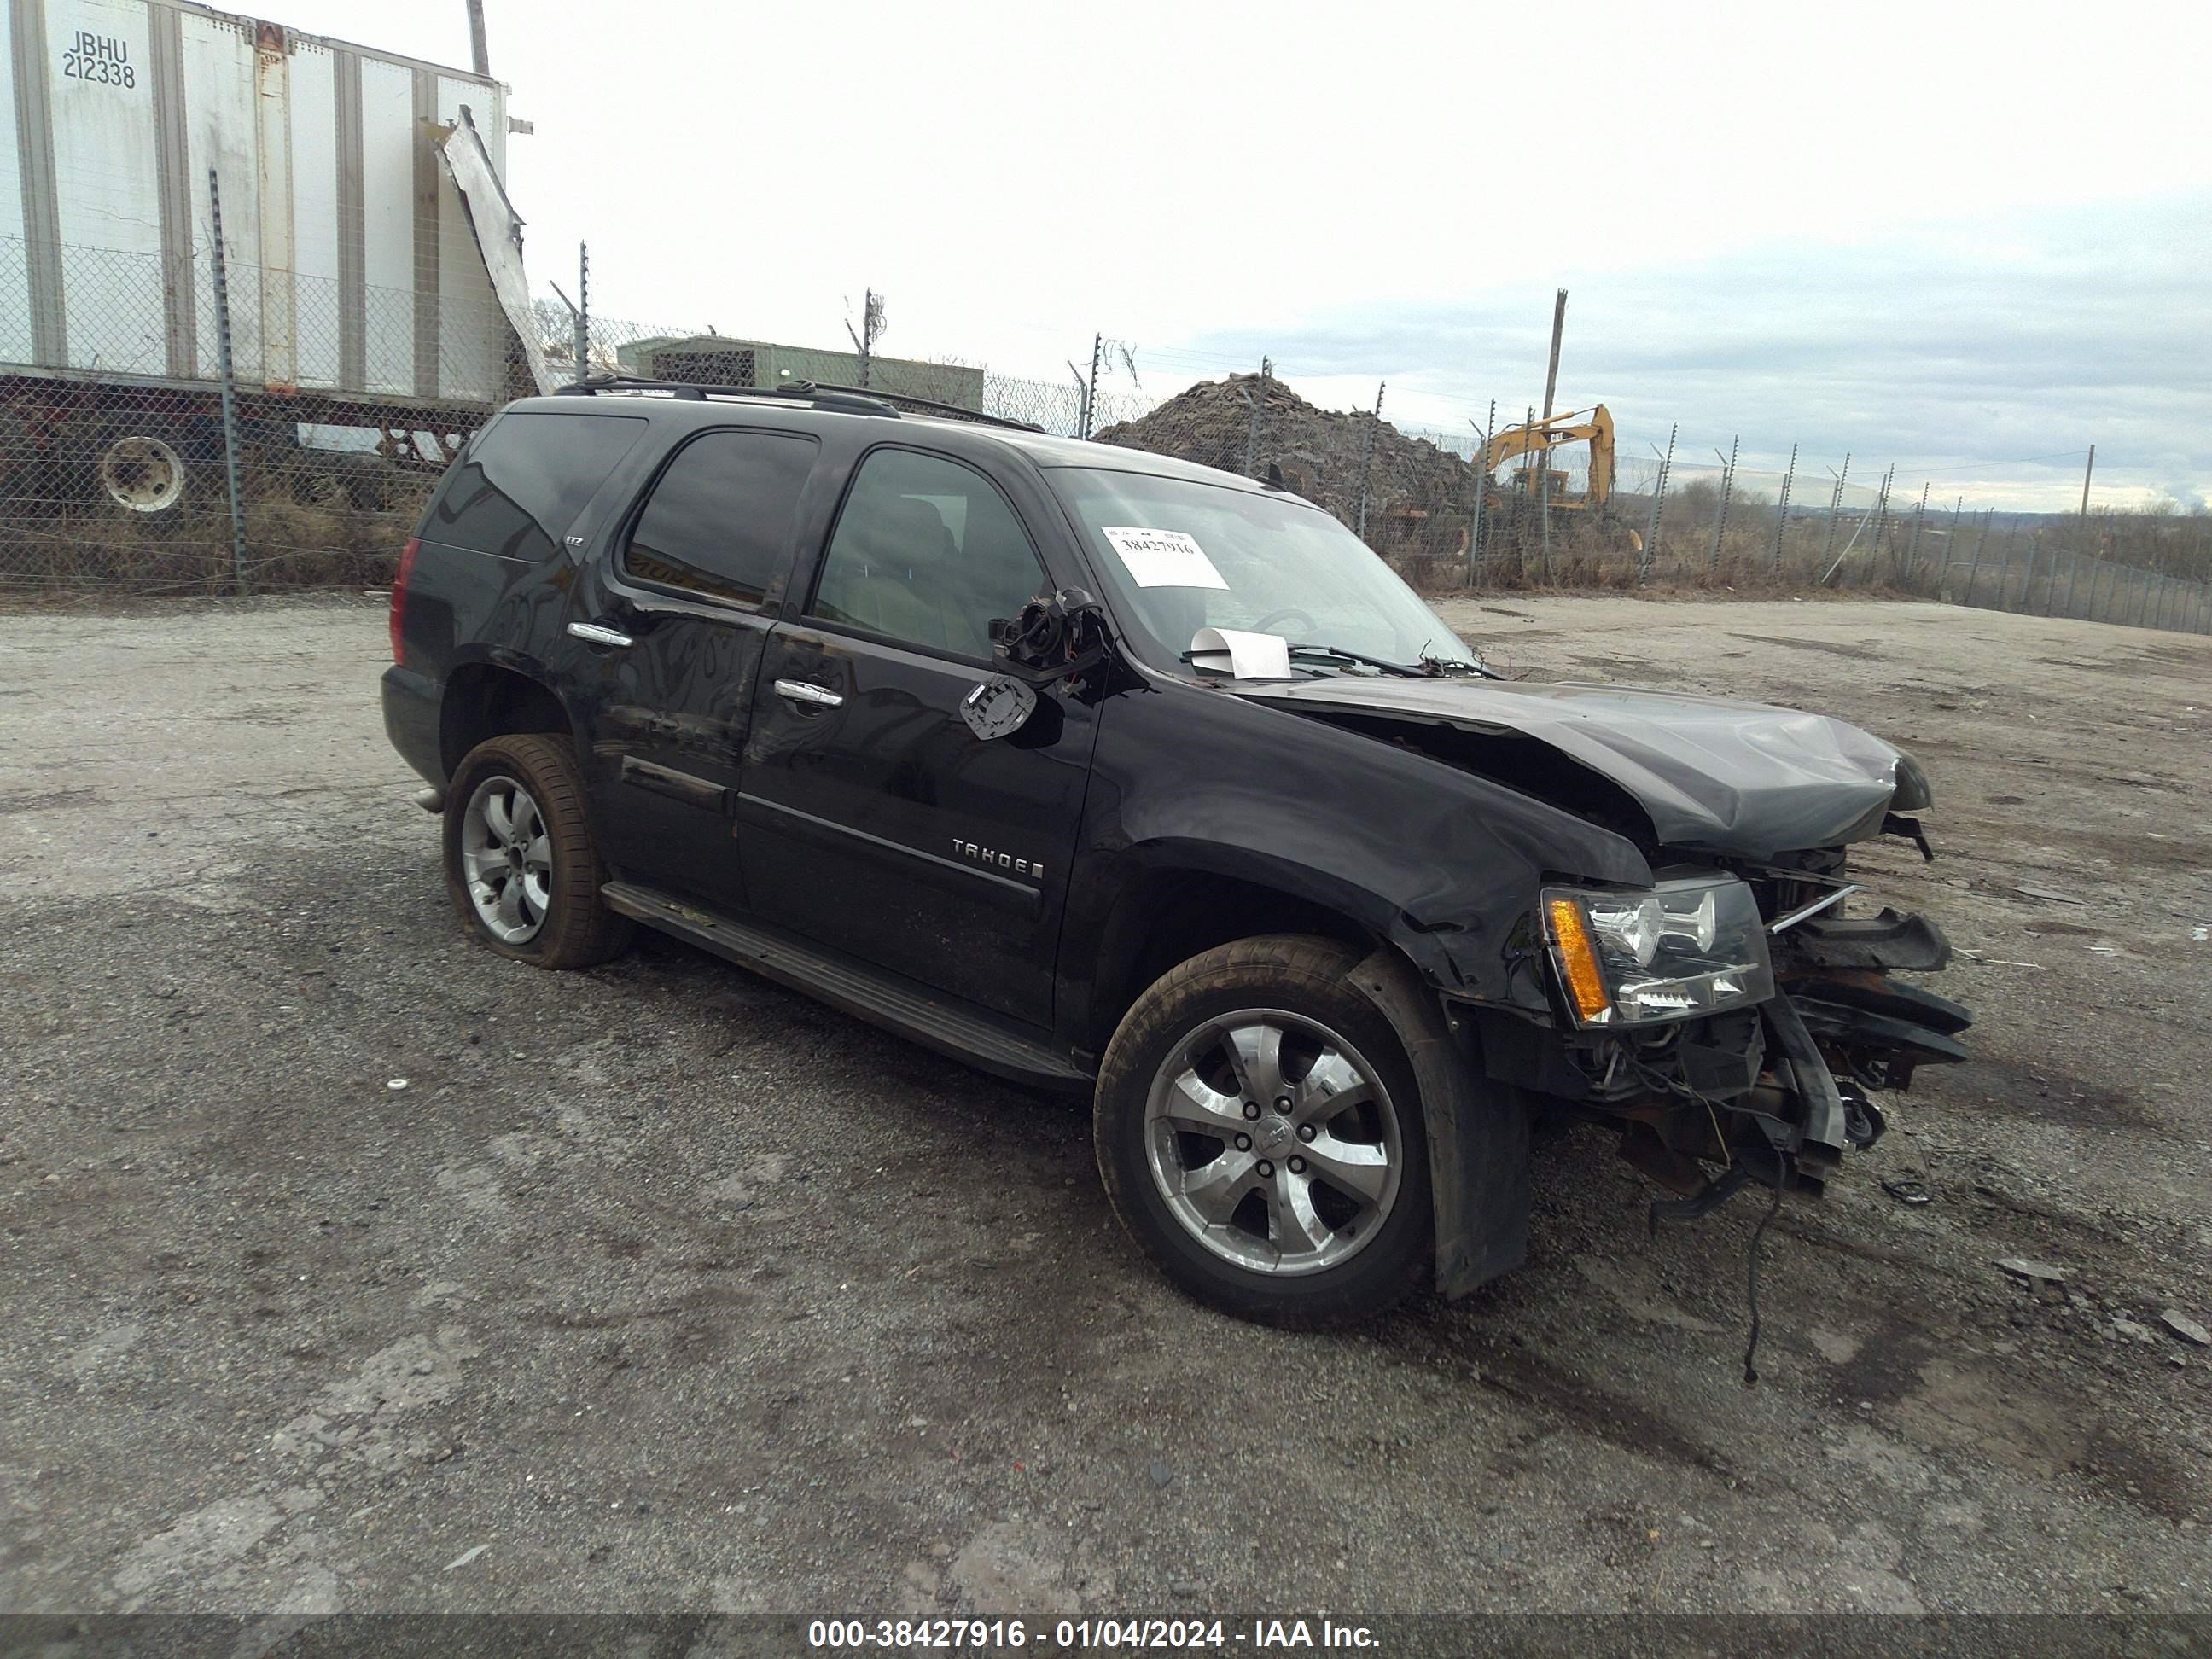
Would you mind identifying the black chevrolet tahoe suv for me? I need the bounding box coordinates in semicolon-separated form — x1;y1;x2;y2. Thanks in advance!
383;378;1970;1330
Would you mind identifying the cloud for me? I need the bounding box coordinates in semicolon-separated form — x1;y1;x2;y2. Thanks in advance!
1170;196;2211;510
250;2;2212;515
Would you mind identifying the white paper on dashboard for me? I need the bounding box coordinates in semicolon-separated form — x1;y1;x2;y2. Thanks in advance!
1189;627;1292;681
1100;526;1229;590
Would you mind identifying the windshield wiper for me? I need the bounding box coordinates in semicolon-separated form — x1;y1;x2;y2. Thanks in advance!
1423;654;1501;680
1412;636;1500;679
1284;643;1425;678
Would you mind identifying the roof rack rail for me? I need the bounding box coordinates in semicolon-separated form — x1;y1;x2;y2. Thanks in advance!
806;381;1046;433
552;374;1043;433
554;374;899;417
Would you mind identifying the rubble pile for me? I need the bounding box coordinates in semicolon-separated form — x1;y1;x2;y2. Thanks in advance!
1094;374;1476;542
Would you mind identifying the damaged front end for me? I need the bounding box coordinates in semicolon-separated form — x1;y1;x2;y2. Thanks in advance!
1231;671;1972;1349
1474;847;1970;1223
1238;679;1976;1216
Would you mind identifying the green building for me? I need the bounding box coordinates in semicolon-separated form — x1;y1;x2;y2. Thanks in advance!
613;335;986;411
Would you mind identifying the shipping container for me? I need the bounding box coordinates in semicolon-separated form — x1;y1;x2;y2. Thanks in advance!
1;0;532;504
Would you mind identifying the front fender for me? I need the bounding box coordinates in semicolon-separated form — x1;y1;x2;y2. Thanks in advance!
1087;834;1466;987
1070;680;1652;1006
1348;944;1530;1299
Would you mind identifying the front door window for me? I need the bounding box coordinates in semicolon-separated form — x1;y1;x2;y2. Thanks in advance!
810;448;1048;657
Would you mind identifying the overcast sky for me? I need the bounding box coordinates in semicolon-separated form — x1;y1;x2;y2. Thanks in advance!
284;0;2210;510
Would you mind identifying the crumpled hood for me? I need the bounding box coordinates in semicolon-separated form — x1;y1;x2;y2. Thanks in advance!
1235;677;1907;858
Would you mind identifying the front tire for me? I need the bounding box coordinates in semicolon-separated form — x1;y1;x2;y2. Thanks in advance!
442;733;632;969
1094;934;1431;1328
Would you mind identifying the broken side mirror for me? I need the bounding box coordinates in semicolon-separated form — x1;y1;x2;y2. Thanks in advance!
963;589;1113;742
990;588;1112;684
958;676;1037;742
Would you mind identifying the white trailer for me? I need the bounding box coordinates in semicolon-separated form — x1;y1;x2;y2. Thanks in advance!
0;0;538;508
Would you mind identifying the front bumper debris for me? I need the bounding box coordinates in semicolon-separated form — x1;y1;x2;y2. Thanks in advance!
1785;907;1953;972
1545;904;1970;1210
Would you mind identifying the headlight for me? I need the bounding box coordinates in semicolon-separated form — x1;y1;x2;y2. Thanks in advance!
1541;876;1774;1027
1891;748;1934;812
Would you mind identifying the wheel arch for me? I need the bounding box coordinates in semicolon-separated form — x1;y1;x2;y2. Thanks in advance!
1078;848;1534;1303
1079;844;1426;1056
439;660;576;779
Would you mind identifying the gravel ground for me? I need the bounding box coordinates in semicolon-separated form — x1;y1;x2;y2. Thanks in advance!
1;592;2207;1620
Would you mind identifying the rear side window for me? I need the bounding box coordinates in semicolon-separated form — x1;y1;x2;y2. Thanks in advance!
622;429;818;609
430;412;646;561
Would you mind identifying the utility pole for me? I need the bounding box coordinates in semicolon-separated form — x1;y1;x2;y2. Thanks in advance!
1540;292;1575;584
1539;447;1552;584
2079;445;2096;520
1540;288;1567;421
464;0;489;76
1534;290;1567;584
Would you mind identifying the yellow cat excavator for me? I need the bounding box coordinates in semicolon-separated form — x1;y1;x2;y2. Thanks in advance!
1478;404;1643;551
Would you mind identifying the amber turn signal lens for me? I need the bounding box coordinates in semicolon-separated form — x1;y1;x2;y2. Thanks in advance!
1546;897;1612;1023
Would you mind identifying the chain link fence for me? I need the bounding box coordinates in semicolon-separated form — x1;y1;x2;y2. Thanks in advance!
1081;367;2211;633
1596;452;2212;632
0;232;519;595
4;242;2206;634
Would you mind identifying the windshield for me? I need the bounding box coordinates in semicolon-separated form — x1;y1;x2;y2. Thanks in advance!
1045;466;1481;679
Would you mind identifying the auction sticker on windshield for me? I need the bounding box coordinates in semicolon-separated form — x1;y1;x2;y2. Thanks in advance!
1100;526;1229;590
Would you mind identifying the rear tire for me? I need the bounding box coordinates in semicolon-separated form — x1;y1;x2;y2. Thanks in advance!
1094;934;1431;1328
442;732;633;969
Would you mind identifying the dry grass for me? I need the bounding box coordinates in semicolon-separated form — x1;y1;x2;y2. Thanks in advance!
0;459;432;594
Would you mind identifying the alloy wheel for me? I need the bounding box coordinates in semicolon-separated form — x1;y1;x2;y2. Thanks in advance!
1143;1009;1403;1277
459;774;552;945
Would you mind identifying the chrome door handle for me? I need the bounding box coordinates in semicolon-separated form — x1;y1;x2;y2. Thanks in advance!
568;620;634;648
774;678;844;709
